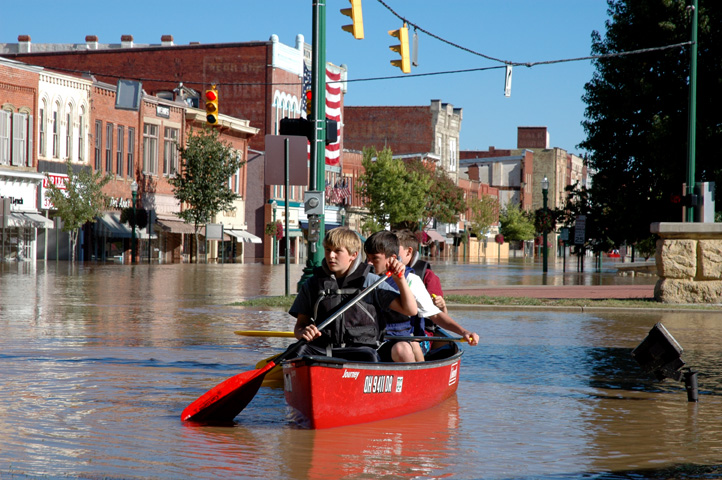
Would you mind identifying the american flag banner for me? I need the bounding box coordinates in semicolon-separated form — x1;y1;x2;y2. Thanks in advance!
325;69;342;167
301;65;343;167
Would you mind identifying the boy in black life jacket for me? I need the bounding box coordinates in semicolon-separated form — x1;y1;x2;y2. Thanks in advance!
394;229;480;346
290;227;416;360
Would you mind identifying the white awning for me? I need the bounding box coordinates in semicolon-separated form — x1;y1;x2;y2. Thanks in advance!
95;212;156;239
226;229;263;244
426;230;446;243
7;212;54;228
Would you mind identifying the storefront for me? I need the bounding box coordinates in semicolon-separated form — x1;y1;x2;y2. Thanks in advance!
0;169;54;261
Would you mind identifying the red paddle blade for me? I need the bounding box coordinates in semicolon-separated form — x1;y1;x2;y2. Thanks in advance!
181;361;276;423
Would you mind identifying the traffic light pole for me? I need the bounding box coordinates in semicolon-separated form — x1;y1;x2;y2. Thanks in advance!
685;0;698;222
298;0;328;290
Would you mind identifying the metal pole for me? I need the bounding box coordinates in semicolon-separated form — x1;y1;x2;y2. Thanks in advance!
298;0;327;290
685;0;698;222
131;190;137;264
542;188;548;273
284;138;290;296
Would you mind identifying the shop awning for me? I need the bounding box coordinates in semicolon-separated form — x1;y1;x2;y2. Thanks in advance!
226;229;263;244
156;218;197;235
7;212;54;228
426;230;446;243
95;212;156;239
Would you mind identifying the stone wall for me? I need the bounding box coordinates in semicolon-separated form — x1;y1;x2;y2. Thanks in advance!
652;222;722;303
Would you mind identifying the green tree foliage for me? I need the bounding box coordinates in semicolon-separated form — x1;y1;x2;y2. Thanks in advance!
499;203;535;243
581;0;722;246
558;183;615;254
44;159;110;262
468;195;499;238
357;147;431;231
169;127;244;261
406;159;465;225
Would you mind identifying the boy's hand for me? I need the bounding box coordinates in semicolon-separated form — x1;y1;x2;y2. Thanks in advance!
431;294;446;311
296;324;321;342
387;257;405;279
463;331;480;346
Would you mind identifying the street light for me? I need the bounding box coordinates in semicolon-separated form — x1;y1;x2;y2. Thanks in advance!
130;180;138;264
339;206;346;227
271;200;277;265
541;176;549;274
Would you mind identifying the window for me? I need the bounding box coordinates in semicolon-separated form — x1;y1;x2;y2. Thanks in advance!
94;120;102;171
65;111;72;160
0;110;9;165
78;108;85;162
116;125;124;177
39;104;45;157
105;123;113;173
51;105;59;158
449;138;457;172
163;127;178;175
12;112;28;166
127;127;135;178
143;123;158;174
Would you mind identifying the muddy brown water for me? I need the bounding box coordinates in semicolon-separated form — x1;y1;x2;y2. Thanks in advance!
0;261;718;479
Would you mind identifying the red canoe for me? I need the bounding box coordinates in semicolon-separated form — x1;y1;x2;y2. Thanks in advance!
282;341;463;429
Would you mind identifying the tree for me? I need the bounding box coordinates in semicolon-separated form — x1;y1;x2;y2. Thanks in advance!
557;183;614;255
169;127;244;262
44;159;110;262
580;0;722;247
499;203;535;246
357;147;431;232
406;159;466;226
467;195;499;239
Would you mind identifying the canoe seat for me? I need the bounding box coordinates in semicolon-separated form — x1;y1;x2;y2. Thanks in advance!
329;346;381;363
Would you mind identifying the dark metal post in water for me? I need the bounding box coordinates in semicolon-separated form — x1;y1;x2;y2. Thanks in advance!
684;369;698;402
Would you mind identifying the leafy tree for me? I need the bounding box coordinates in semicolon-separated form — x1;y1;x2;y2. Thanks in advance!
406;159;465;226
169;127;244;262
499;203;535;245
580;0;722;247
44;159;110;262
357;147;431;231
468;194;499;238
558;183;614;255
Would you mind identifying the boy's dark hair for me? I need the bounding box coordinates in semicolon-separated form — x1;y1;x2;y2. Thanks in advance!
394;229;419;253
364;230;399;258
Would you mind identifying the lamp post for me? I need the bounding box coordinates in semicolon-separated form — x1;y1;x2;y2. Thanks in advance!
541;176;549;274
339;207;346;227
271;200;277;265
130;180;138;264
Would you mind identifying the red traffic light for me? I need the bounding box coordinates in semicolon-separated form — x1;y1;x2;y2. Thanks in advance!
205;90;217;101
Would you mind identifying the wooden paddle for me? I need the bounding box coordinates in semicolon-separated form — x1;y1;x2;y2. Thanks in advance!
181;271;395;423
235;330;295;337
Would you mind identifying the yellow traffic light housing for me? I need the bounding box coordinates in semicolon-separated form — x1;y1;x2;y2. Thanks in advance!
389;23;410;74
341;0;364;40
205;86;219;125
305;90;313;118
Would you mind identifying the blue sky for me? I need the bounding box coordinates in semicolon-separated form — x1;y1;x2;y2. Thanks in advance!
1;0;610;155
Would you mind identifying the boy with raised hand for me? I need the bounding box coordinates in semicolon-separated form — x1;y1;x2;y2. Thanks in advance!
394;229;480;347
364;230;442;362
290;227;416;360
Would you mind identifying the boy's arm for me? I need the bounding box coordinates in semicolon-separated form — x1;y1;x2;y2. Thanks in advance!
428;311;479;346
387;258;418;317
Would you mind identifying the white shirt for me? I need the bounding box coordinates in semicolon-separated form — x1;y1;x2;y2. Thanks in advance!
406;272;441;318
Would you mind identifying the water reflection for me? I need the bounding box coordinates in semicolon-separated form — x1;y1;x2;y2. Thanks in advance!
1;263;722;479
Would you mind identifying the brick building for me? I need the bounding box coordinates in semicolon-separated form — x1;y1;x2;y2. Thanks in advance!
2;33;346;263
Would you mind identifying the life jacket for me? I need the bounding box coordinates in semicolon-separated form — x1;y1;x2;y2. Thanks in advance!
381;266;425;337
411;251;431;283
309;261;382;348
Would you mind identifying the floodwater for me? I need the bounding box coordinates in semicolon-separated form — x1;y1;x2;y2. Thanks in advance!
0;260;720;480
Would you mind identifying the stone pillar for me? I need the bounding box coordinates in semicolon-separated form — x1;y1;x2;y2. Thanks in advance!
652;222;722;303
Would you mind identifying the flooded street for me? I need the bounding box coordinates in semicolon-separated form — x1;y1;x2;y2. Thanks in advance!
0;261;720;479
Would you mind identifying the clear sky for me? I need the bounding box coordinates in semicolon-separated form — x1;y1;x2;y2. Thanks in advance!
0;0;610;155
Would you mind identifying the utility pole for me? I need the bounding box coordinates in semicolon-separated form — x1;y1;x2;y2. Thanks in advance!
685;0;698;222
298;0;328;290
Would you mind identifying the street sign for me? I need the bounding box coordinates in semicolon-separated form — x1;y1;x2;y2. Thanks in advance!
574;215;586;245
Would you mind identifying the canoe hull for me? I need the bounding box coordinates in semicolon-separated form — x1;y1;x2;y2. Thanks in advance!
282;349;462;429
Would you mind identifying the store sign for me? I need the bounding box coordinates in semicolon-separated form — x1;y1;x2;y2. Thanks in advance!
108;197;133;209
1;179;40;212
41;173;68;210
156;105;170;118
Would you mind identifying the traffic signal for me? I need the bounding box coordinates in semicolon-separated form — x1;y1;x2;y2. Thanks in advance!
305;90;313;118
205;86;219;125
389;23;410;74
341;0;364;40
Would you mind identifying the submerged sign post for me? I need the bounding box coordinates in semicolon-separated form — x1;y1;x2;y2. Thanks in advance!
574;215;586;245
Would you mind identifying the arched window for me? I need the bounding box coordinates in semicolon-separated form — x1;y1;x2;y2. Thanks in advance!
78;106;85;163
52;101;60;158
65;103;73;160
39;99;47;158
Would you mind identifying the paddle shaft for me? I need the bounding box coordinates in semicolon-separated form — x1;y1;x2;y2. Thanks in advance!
383;335;467;343
235;330;295;337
